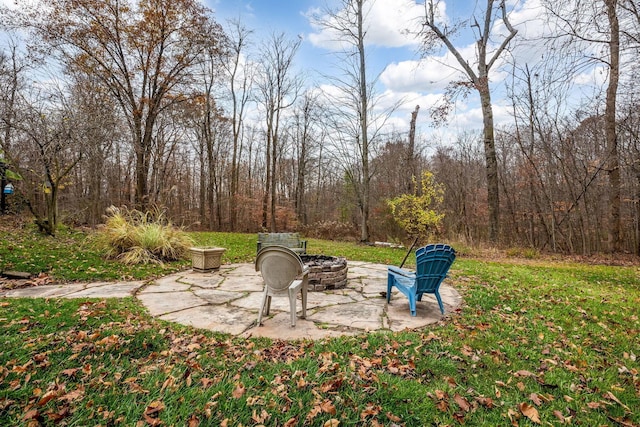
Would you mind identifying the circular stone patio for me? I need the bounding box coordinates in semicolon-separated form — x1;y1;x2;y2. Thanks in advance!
0;261;462;340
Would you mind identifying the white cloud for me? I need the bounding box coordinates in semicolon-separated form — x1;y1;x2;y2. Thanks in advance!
379;0;552;97
307;0;424;50
381;58;463;93
573;65;608;87
363;0;424;47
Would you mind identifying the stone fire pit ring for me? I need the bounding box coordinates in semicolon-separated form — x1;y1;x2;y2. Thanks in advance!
300;254;348;292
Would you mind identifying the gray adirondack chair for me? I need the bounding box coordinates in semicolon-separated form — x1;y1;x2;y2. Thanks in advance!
387;244;456;316
255;246;309;327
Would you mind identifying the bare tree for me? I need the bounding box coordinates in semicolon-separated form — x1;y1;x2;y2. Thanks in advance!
255;32;301;231
9;85;84;235
419;0;518;243
6;0;227;209
66;73;124;225
543;0;635;252
431;134;486;244
288;91;324;225
0;41;26;215
312;0;398;242
223;20;255;231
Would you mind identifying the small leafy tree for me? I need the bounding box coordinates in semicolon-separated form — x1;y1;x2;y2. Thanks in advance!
387;171;445;240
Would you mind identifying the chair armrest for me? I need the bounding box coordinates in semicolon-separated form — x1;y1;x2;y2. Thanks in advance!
388;265;415;278
289;279;304;292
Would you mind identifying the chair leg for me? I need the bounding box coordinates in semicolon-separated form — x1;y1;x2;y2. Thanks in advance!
301;282;307;319
386;276;393;303
265;295;272;315
408;293;417;317
288;289;297;327
435;291;445;314
257;289;269;326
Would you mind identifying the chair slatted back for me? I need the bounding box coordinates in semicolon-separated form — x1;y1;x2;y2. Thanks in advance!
415;244;456;293
255;246;304;292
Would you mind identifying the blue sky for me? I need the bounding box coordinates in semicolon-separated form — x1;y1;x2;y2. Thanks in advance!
0;0;603;142
203;0;559;141
206;0;423;81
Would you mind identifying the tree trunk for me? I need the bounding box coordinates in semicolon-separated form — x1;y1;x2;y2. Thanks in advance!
605;0;621;252
262;132;271;230
407;105;420;193
0;169;7;215
357;0;370;242
198;134;206;227
270;134;278;231
478;78;500;243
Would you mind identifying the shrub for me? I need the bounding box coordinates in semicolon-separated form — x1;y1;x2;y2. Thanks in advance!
98;206;193;265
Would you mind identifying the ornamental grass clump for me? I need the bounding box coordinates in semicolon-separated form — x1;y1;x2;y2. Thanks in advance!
99;206;193;265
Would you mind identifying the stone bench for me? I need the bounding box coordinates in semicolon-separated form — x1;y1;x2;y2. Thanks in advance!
257;232;307;255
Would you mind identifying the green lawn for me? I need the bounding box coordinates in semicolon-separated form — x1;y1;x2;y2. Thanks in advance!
1;226;639;425
0;226;411;281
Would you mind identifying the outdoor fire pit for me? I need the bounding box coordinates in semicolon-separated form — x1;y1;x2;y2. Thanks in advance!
300;255;348;291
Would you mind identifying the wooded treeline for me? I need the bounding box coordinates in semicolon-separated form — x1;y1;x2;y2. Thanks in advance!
1;0;639;255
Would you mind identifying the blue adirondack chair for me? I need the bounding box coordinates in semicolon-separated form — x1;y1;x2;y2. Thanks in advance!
387;244;456;316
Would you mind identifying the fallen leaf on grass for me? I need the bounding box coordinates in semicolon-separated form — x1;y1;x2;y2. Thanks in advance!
200;377;215;388
604;391;631;412
529;393;543;406
507;408;520;425
475;396;495;408
360;403;381;420
252;409;270;423
519;402;541;424
587;401;604;409
323;419;339;427
444;376;457;387
320;376;344;392
22;408;39;421
143;400;165;426
552;410;566;423
232;383;245;399
434;389;447;400
454;394;470;412
58;386;85;403
607;416;638;426
60;368;79;377
386;411;402;422
321;400;336;415
38;390;59;406
514;370;537;378
44;405;70;423
436;400;449;412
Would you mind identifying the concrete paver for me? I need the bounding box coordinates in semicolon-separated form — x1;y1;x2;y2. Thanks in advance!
160;305;255;336
0;261;461;340
312;301;385;332
137;292;209;316
65;282;145;298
